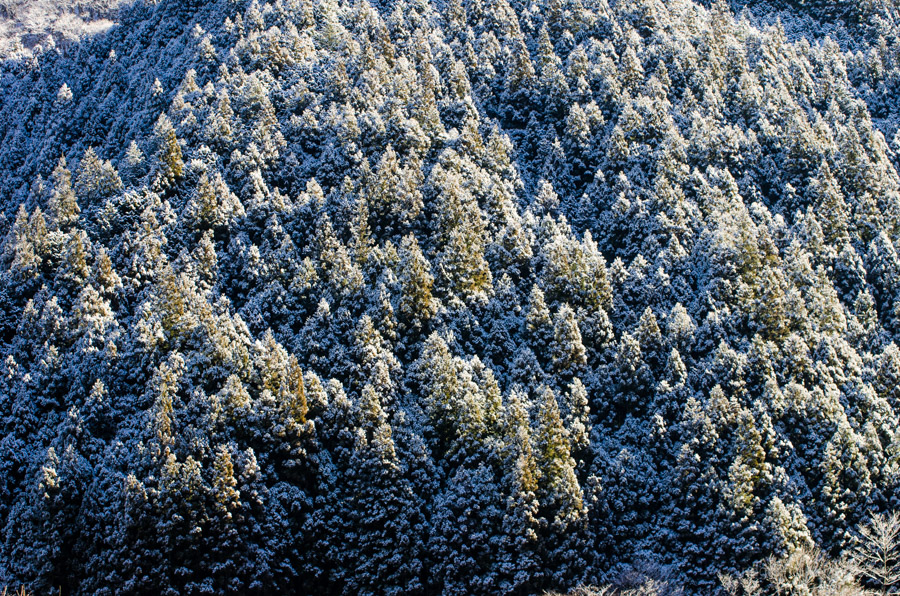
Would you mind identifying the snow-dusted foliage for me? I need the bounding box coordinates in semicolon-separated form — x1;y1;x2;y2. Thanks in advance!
1;0;900;593
0;0;129;58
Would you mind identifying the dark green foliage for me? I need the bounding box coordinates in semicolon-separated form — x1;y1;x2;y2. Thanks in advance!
1;0;900;594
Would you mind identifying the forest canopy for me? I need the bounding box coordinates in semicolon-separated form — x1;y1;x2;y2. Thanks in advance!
1;0;900;594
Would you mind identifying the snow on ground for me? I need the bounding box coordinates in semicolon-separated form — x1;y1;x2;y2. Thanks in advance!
0;0;129;57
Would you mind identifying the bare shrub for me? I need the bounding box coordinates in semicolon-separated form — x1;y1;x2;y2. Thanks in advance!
720;546;874;596
850;511;900;593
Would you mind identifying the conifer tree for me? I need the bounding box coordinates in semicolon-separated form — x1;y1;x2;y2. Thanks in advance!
398;234;436;325
3;205;41;279
75;148;123;202
48;158;79;230
153;114;185;186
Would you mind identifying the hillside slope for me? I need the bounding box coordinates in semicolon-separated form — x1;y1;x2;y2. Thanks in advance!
1;0;900;594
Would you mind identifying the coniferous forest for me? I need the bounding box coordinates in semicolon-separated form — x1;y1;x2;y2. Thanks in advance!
2;0;900;593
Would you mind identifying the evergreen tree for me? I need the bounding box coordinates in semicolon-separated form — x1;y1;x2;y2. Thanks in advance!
48;158;79;230
153;114;185;187
398;234;437;325
75;148;123;203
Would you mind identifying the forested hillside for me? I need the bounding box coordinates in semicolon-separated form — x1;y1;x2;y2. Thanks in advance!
1;0;900;593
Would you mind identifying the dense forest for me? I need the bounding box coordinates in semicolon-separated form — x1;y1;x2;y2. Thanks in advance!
2;0;900;593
